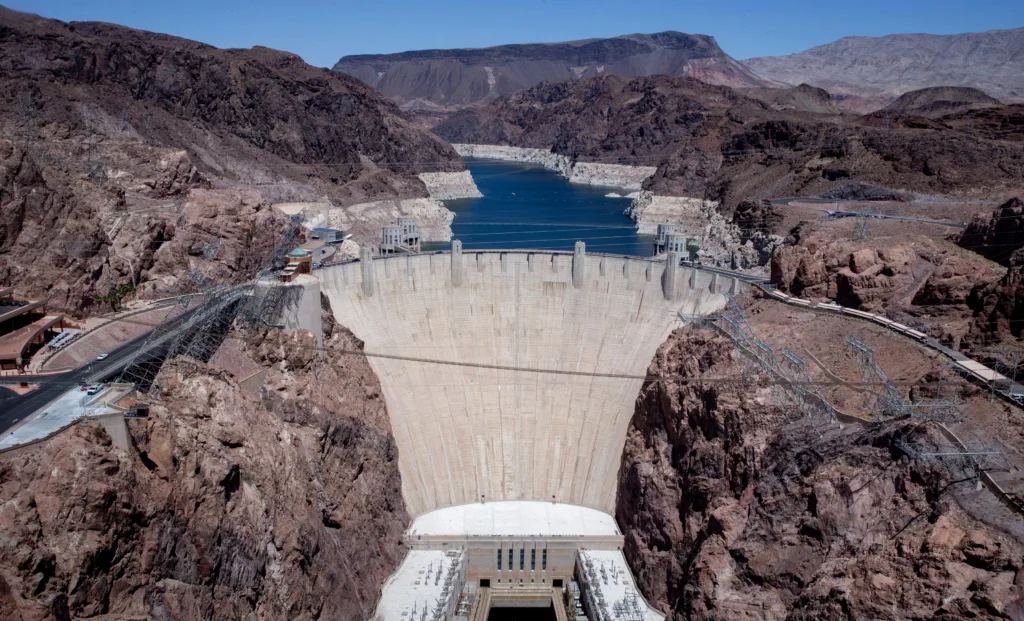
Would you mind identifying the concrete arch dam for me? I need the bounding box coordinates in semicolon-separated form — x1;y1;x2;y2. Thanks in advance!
319;246;739;516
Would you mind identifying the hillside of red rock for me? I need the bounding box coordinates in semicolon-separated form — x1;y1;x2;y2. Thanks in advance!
0;314;408;620
770;227;1005;347
616;327;1024;620
0;7;463;313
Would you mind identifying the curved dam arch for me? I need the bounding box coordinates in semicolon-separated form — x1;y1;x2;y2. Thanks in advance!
320;247;737;516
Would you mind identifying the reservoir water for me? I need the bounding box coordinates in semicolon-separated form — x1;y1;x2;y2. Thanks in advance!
434;158;652;257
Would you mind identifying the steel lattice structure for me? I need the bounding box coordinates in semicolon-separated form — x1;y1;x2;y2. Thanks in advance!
710;293;839;427
118;222;299;395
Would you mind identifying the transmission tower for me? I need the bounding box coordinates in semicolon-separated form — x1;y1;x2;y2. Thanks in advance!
118;223;297;396
846;336;907;418
895;436;1008;483
713;293;838;427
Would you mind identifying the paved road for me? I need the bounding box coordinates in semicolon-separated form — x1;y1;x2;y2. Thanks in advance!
0;330;158;436
771;197;969;228
0;287;245;437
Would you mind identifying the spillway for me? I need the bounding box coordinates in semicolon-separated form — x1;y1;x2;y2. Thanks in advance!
318;246;738;516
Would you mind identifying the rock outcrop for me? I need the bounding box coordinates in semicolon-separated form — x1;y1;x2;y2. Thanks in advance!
947;197;1024;353
325;197;455;242
882;86;1003;119
959;197;1024;267
625;193;782;272
771;231;1004;346
0;315;408;620
417;171;483;201
737;83;840;114
616;327;1024;620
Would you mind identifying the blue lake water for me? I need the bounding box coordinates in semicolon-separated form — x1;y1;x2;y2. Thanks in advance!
428;158;652;257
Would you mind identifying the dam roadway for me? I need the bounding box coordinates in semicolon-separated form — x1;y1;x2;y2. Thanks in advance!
318;245;744;516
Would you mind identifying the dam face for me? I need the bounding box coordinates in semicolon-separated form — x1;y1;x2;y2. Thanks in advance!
319;249;732;516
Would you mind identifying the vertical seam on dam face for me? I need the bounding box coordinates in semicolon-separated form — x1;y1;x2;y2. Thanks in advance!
322;252;732;516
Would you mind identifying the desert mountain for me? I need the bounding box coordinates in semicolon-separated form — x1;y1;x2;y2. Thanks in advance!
436;74;1024;209
332;31;773;116
881;86;1003;119
0;7;464;312
744;27;1024;110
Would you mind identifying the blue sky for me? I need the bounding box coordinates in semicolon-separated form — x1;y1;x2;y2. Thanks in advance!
8;0;1024;67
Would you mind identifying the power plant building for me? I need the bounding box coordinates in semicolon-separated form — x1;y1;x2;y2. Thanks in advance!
379;218;421;255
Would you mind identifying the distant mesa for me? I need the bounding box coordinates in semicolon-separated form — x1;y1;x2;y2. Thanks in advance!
332;31;775;112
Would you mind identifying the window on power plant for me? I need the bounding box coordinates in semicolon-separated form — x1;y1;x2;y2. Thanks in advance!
508;549;513;569
519;549;524;570
542;549;547;570
531;549;536;570
497;549;502;570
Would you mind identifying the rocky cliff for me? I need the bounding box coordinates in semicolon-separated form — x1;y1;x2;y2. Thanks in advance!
0;313;408;620
744;27;1024;110
960;198;1024;267
957;198;1024;352
333;31;772;117
0;7;465;313
616;327;1024;619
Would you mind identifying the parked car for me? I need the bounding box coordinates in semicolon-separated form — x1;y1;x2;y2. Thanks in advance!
96;353;108;361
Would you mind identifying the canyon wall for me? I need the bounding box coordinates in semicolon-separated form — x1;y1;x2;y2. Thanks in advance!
625;192;718;235
0;314;408;620
616;327;1024;620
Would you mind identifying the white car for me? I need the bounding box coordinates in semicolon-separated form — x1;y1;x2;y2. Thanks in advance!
96;353;108;361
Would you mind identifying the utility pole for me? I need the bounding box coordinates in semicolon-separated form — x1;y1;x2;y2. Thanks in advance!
114;255;136;290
